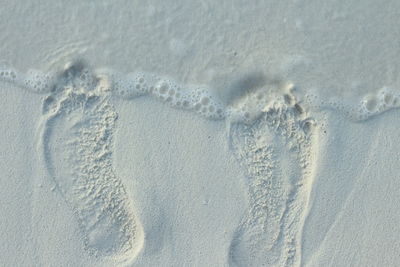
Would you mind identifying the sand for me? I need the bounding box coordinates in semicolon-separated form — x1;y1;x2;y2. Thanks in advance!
1;1;399;266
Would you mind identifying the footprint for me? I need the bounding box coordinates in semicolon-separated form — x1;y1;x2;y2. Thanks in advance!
38;61;143;263
228;94;316;267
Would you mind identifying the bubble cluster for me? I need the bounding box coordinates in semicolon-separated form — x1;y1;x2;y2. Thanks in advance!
74;68;98;91
105;71;155;99
358;87;400;120
24;69;54;94
184;86;225;119
302;85;400;121
0;68;18;83
106;72;226;120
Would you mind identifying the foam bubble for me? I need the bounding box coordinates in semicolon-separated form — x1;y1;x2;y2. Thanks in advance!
154;79;170;96
363;95;378;112
201;96;210;105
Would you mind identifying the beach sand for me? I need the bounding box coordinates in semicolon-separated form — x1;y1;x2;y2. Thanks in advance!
1;1;399;266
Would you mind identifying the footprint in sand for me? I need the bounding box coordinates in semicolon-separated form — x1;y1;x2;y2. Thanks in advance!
36;61;144;263
227;88;317;267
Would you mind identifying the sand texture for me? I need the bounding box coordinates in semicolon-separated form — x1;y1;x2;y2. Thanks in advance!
1;1;399;266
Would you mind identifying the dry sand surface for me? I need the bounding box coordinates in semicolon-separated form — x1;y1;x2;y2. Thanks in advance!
1;1;399;266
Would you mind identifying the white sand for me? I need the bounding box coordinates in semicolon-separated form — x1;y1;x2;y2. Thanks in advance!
1;1;399;266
